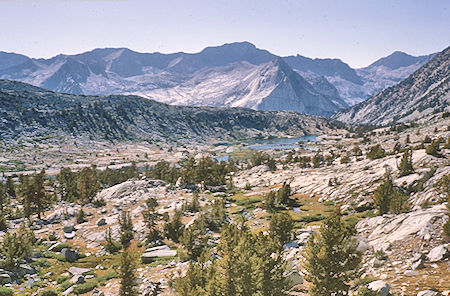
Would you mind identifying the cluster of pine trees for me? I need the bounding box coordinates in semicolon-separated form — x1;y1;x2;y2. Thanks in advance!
147;156;236;187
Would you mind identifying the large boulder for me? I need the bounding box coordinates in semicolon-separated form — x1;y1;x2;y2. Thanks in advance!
64;231;76;239
61;248;79;263
427;244;448;262
96;217;107;226
367;280;390;296
141;245;177;264
68;267;91;275
63;222;76;233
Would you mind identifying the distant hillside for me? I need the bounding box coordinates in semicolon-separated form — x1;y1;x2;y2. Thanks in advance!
333;46;449;125
0;80;336;143
0;42;435;114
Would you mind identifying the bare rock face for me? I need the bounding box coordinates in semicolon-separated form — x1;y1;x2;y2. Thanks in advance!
356;204;447;251
96;179;166;205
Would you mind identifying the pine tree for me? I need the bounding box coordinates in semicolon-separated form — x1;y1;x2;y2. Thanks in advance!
163;210;185;243
57;167;79;202
18;171;49;219
374;171;409;215
398;149;414;176
118;211;134;249
269;212;294;246
104;227;121;254
426;140;441;157
277;182;291;205
78;166;99;203
374;171;395;215
263;191;277;212
119;250;138;296
0;223;34;270
142;197;161;244
5;176;15;198
32;169;47;220
303;212;362;296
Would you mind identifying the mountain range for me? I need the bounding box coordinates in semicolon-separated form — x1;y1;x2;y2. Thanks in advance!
0;42;435;116
0;79;337;143
334;46;450;125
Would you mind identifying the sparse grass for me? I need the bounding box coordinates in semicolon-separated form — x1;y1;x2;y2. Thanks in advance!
144;256;176;267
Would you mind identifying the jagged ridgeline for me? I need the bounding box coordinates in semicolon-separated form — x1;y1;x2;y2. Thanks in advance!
0;80;336;142
334;46;450;125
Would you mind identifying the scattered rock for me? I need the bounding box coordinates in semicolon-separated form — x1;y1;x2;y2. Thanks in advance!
96;217;107;226
63;222;76;233
48;242;64;252
70;274;85;284
367;280;390;296
64;231;76;239
61;248;79;263
0;273;12;284
417;290;442;296
411;258;425;270
92;288;105;296
404;270;419;276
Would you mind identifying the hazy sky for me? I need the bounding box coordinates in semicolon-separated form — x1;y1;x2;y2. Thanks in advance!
1;0;449;68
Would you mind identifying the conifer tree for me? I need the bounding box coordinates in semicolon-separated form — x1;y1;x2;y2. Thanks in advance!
303;212;362;296
118;211;134;249
374;171;395;215
78;166;99;203
104;227;121;254
33;169;47;219
398;149;414;176
18;174;33;218
0;224;34;270
142;197;161;243
119;250;138;296
269;212;294;246
374;170;409;215
163;210;185;243
57;167;79;202
5;176;15;198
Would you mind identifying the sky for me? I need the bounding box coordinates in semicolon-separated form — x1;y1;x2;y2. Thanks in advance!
0;0;449;68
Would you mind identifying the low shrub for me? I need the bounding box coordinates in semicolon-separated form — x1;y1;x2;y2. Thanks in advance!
0;287;13;296
58;280;74;292
298;214;325;223
40;289;58;296
57;274;71;284
73;281;98;294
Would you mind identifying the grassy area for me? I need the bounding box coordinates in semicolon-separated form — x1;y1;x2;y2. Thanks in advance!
288;194;336;226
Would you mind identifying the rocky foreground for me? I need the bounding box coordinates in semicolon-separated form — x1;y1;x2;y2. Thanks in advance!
0;111;449;296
